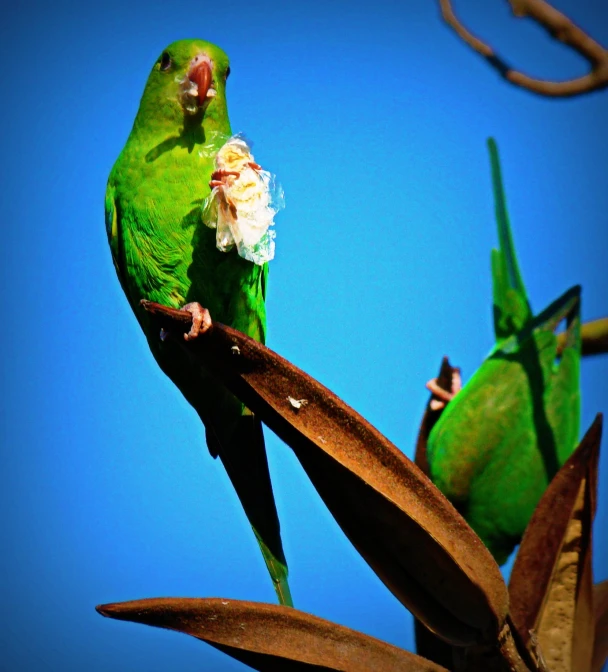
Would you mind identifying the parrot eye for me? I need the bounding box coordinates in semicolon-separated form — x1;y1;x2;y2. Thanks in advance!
159;52;172;72
225;66;231;80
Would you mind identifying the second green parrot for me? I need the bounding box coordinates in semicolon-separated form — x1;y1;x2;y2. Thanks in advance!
105;40;291;604
425;139;581;564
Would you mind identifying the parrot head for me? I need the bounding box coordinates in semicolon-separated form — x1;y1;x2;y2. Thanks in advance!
134;39;231;133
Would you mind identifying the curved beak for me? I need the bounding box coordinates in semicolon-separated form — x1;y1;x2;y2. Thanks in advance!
189;60;212;105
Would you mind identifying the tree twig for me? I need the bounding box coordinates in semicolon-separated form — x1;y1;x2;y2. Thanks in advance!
439;0;608;97
558;317;608;357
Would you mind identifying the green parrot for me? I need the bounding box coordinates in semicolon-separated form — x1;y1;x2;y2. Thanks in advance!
105;39;292;605
425;138;581;564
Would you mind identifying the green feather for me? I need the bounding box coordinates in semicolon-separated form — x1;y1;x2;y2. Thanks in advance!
488;137;532;342
106;39;291;605
426;140;581;564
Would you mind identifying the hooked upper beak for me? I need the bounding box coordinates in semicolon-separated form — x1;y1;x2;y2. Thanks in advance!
188;59;212;105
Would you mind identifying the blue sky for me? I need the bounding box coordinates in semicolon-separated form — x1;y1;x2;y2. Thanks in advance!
1;0;607;669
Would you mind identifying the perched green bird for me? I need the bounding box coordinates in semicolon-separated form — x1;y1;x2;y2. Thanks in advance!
425;138;581;564
105;39;291;605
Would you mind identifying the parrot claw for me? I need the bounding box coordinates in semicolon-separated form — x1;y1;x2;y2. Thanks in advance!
209;169;240;189
429;398;447;411
426;369;462;410
181;302;213;341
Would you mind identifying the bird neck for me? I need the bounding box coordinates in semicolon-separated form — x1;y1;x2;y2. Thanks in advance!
130;94;232;151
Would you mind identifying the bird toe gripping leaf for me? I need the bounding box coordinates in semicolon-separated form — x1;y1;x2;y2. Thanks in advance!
426;367;462;411
181;302;212;341
203;134;284;265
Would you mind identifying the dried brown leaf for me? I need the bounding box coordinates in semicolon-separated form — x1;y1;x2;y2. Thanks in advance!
415;618;532;672
593;580;608;672
414;619;454;670
96;598;449;671
509;414;602;672
141;301;508;646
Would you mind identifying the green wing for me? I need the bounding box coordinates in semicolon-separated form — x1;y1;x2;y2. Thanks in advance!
428;286;581;563
105;187;121;280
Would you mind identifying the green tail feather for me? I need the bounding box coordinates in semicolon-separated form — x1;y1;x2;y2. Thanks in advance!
215;414;292;607
253;529;293;607
487;138;533;342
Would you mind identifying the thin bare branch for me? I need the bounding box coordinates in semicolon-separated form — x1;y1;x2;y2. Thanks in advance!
439;0;608;97
557;317;608;357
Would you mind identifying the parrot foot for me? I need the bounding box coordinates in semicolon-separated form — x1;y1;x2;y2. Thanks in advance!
181;302;213;341
209;169;240;189
426;369;462;411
